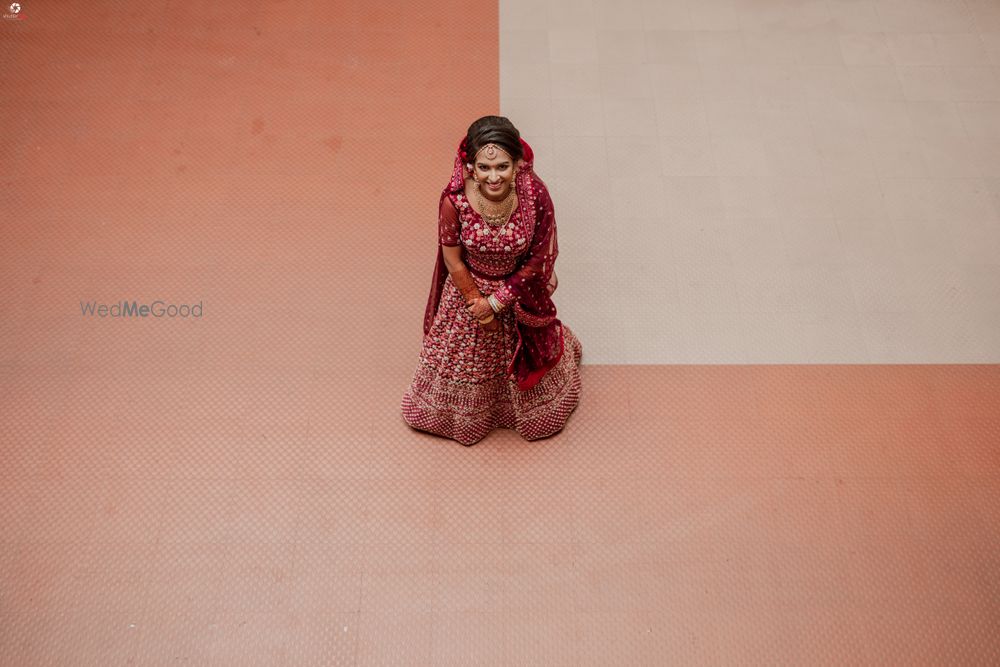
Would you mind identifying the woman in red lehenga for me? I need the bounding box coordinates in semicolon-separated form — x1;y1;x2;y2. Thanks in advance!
401;116;583;446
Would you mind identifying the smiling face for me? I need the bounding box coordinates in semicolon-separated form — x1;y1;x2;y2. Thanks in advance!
468;146;521;200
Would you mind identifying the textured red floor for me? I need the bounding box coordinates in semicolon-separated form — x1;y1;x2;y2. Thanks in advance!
3;2;1000;665
2;364;999;663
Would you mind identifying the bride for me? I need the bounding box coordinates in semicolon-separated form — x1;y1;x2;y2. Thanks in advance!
401;115;583;446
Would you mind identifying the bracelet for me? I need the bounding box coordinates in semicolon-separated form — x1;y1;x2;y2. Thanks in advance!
487;293;503;313
493;284;516;308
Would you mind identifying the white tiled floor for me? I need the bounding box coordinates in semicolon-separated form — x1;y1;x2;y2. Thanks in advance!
501;0;1000;363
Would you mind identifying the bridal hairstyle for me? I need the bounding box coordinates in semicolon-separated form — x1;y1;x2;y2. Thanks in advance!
465;116;524;165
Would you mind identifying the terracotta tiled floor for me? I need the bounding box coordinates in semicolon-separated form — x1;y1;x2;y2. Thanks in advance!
2;1;1000;665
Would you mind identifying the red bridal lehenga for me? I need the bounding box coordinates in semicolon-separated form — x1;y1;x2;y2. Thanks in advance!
401;136;583;446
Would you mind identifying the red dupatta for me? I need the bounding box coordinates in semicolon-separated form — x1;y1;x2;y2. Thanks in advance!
422;136;564;391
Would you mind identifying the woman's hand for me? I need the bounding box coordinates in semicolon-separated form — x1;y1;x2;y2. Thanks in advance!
467;296;494;321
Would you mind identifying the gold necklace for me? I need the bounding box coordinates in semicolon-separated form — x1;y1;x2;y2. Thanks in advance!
475;183;516;227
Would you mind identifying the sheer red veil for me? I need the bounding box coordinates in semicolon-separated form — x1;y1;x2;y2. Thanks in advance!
422;135;564;391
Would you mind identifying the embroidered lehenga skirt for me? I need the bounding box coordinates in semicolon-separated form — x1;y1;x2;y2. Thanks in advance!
401;270;583;446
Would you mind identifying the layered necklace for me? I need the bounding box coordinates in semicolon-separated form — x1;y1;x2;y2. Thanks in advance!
475;182;517;228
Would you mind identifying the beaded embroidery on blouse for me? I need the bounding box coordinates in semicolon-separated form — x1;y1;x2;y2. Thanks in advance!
447;177;537;278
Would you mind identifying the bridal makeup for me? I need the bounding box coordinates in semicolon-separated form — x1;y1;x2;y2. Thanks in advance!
471;147;515;200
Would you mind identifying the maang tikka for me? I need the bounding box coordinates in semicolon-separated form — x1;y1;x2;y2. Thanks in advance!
468;143;513;171
467;143;519;179
475;143;507;162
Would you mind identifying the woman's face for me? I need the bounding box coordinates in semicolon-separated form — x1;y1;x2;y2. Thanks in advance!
469;150;520;198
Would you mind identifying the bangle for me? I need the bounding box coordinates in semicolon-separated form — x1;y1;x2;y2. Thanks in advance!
487;293;503;312
493;284;515;307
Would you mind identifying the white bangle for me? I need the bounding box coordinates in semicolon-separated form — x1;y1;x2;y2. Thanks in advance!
487;294;502;312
